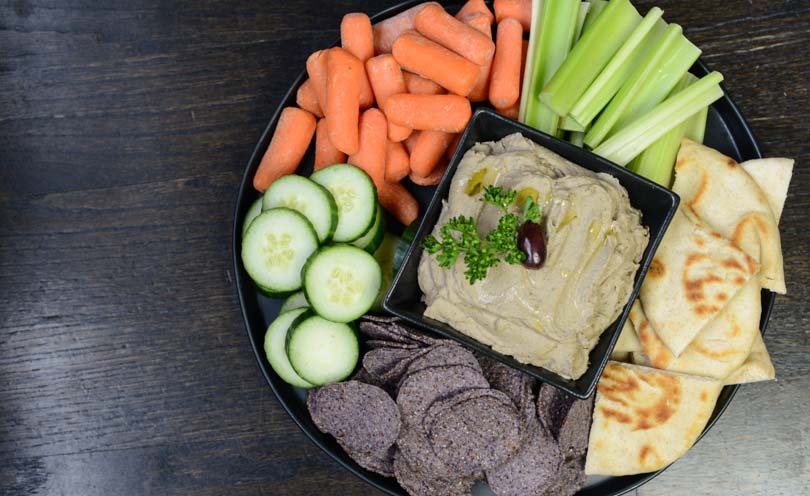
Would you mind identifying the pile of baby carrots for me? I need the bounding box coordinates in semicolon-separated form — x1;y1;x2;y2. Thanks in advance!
252;0;532;226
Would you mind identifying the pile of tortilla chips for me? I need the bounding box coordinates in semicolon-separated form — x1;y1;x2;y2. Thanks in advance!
586;139;793;476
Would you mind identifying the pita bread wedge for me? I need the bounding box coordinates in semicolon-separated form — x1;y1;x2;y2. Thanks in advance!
585;362;723;476
614;318;642;353
740;158;794;224
673;139;785;294
610;351;632;362
630;278;759;380
639;208;758;356
724;333;776;385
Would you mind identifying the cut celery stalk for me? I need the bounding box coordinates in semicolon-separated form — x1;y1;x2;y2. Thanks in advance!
574;2;592;42
568;9;665;129
581;0;609;34
569;131;586;147
584;24;701;149
685;104;709;143
629;73;697;186
518;0;544;123
523;0;581;137
592;71;724;166
612;36;701;131
560;115;586;132
540;0;641;118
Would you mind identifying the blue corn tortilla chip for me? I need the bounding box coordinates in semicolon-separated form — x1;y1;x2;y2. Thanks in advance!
307;381;400;454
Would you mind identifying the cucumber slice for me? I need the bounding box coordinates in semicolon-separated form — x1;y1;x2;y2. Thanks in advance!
371;232;400;312
303;245;382;323
310;164;377;242
241;208;319;295
350;204;385;253
264;308;315;388
262;175;338;243
280;291;309;313
242;196;264;238
287;310;359;385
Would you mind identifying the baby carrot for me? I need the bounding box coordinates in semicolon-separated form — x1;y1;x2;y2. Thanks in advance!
403;130;420;154
383;93;472;133
378;181;419;225
296;79;323;118
402;71;445;95
392;30;479;97
253;107;316;191
489;18;523;109
372;2;439;55
341;13;374;62
385;140;411;182
414;4;495;66
445;133;462;160
326;47;363;155
359;70;375;110
494;0;532;32
409;130;454;177
366;55;412;142
314;118;347;171
306;50;329;112
461;12;494;103
347;108;388;186
496;102;519;120
341;16;377;110
455;0;494;24
493;40;527;120
410;157;448;186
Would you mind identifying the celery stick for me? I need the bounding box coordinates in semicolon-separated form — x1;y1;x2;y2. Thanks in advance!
574;2;592;42
592;72;724;166
568;9;665;129
560;115;586;132
518;0;544;123
629;119;688;186
581;0;608;34
569;131;586;147
540;0;641;118
584;24;701;149
685;104;709;143
523;0;581;137
629;74;697;186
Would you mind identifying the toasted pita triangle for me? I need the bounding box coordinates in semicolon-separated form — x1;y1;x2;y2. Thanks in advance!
724;332;776;385
585;362;723;475
673;139;785;294
639;209;758;356
614;317;642;353
630;276;759;379
740;157;793;223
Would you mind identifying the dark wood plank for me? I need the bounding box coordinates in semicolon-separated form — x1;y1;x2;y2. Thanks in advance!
0;1;808;495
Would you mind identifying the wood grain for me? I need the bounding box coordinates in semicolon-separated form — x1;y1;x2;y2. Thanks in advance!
0;1;807;495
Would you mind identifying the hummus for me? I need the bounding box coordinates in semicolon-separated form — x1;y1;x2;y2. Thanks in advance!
418;134;649;379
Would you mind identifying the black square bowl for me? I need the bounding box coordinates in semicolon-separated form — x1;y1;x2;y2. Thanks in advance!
383;108;680;399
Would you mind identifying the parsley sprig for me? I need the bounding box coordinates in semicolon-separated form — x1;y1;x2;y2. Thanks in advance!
422;186;532;284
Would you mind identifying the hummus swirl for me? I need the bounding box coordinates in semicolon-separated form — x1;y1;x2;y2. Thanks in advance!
418;134;649;379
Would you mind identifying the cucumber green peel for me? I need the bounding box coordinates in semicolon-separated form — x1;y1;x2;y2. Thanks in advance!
592;71;724;166
540;0;642;118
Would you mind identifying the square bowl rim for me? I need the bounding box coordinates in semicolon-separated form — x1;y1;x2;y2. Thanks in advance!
384;107;680;398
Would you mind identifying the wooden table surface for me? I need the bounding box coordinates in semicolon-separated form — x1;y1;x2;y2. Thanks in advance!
1;1;808;495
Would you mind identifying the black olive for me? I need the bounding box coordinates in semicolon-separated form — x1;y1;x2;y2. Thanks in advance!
517;220;546;269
